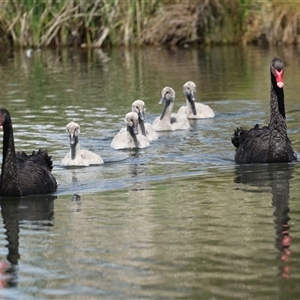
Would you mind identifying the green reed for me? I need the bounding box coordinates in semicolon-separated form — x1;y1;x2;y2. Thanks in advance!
0;0;299;49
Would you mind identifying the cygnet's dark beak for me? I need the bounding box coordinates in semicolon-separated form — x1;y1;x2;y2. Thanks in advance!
160;96;171;120
159;96;165;104
133;124;138;135
187;92;197;115
69;134;76;145
138;110;145;121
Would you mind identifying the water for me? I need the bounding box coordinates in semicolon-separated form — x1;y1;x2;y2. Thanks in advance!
0;45;299;299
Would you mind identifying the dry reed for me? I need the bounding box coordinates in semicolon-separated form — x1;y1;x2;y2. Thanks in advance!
242;1;300;45
0;0;300;49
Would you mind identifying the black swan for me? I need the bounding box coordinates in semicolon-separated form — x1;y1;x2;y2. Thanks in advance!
232;57;297;164
0;108;57;196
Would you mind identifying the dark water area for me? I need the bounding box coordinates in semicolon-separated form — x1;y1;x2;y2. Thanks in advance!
0;45;299;299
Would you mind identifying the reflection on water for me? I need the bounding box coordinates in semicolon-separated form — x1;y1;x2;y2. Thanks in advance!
235;163;293;280
270;167;292;280
70;194;82;213
0;196;56;288
0;45;299;298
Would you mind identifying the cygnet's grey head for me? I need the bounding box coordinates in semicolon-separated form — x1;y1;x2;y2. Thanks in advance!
159;87;175;104
183;81;196;102
66;121;80;145
132;100;145;121
125;112;139;135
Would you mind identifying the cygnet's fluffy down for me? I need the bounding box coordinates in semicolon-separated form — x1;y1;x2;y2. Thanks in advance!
152;86;190;131
131;99;158;141
61;121;104;166
111;112;150;150
177;81;214;119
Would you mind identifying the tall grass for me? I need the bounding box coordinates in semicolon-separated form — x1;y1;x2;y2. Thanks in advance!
0;0;299;49
0;0;162;48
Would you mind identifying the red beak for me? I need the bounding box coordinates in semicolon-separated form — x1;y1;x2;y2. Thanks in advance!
274;69;284;88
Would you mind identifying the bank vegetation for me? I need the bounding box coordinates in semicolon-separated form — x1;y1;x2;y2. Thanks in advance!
0;0;299;49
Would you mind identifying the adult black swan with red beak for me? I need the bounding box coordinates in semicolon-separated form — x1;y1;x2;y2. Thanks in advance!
0;108;57;196
232;57;297;164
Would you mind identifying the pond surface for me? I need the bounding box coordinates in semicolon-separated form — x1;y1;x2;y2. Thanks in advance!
0;45;299;299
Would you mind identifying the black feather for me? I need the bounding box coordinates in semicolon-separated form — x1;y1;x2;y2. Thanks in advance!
0;108;57;197
231;58;297;164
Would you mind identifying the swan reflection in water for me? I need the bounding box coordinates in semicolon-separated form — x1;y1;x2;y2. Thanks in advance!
235;163;294;279
0;195;56;288
71;193;82;213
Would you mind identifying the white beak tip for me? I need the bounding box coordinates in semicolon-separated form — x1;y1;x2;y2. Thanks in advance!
277;82;284;88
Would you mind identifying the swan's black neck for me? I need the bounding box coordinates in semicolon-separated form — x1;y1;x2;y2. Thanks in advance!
271;74;285;119
70;136;79;160
2;117;15;161
269;81;286;129
127;125;140;148
267;73;291;162
0;111;21;196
